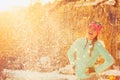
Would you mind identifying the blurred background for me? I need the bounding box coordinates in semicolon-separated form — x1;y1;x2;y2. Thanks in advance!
0;0;120;79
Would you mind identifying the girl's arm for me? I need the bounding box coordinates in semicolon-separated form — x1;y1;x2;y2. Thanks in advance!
67;39;78;67
95;41;115;73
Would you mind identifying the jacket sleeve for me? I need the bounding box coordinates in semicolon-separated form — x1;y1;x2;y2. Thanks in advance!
67;39;78;66
95;42;115;73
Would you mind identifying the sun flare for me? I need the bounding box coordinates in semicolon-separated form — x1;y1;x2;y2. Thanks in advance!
40;0;54;5
0;0;30;11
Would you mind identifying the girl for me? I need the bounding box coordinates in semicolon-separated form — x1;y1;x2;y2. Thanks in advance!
67;21;114;80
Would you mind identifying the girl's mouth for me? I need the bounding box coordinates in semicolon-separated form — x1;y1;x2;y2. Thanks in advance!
88;32;93;35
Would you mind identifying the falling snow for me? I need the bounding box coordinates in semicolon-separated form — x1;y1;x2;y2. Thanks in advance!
0;0;120;80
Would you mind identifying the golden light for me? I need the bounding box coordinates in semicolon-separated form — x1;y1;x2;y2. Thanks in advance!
40;0;54;5
0;0;30;11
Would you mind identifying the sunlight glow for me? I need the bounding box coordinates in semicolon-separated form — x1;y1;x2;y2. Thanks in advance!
40;0;54;5
0;0;30;11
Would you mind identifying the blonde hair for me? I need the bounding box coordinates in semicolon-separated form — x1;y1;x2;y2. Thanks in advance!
89;36;98;57
84;35;98;57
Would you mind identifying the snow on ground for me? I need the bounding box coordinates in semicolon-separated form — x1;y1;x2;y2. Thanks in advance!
3;69;120;80
4;69;76;80
101;70;120;76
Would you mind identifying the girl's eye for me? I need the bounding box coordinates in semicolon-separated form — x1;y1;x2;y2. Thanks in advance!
90;27;96;31
93;28;96;31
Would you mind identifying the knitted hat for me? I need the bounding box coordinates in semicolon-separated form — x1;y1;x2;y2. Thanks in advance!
89;21;102;33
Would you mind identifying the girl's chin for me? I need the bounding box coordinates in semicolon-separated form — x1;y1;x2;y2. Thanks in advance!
87;36;94;40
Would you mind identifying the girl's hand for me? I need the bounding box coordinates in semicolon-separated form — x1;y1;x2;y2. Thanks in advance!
86;67;95;75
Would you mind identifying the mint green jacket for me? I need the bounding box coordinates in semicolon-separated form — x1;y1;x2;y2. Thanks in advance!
67;38;114;79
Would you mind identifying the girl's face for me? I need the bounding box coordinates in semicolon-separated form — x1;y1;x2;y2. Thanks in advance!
87;26;98;40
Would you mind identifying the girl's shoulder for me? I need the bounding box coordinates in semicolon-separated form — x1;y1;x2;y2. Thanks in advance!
73;37;86;45
78;37;86;41
76;37;86;42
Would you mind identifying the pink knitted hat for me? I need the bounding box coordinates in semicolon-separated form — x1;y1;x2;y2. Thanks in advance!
89;21;102;33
